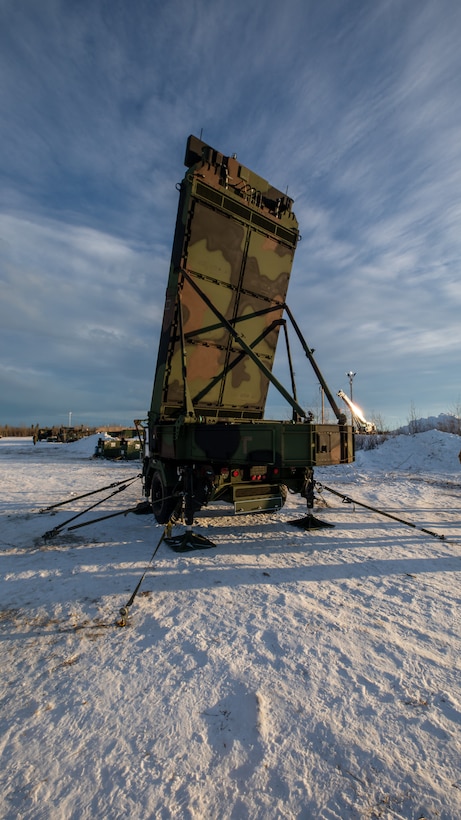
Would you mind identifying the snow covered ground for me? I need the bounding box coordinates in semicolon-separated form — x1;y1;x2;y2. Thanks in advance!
1;430;460;819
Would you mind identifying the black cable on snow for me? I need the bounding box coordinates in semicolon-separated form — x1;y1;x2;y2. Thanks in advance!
316;482;446;540
39;474;141;513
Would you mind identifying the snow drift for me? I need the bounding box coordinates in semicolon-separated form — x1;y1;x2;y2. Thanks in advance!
1;431;460;819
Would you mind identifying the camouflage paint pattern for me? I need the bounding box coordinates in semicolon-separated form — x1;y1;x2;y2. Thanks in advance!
143;136;354;523
150;135;299;422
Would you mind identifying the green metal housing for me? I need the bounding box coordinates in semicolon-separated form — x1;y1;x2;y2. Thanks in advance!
143;136;354;523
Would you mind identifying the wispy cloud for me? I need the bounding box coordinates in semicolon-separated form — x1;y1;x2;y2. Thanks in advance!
1;0;460;426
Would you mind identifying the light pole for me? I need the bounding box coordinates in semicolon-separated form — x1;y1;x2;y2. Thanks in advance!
346;371;356;402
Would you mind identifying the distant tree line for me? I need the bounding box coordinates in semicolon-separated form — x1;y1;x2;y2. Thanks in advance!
0;424;98;438
1;424;40;437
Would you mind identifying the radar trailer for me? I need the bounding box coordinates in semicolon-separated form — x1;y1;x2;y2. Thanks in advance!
139;135;354;550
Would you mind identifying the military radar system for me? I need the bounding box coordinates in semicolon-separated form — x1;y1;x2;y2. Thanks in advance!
140;135;354;549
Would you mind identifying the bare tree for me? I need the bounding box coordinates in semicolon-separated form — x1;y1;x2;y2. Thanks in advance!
407;402;421;435
370;412;389;435
446;400;461;435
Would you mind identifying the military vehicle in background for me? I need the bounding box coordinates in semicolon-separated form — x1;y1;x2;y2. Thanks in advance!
140;135;354;549
94;429;142;460
37;426;92;443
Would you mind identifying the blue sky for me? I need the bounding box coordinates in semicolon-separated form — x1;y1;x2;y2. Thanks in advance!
1;0;460;430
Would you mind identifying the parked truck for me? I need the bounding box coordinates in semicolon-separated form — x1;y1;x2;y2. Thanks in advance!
140;135;354;549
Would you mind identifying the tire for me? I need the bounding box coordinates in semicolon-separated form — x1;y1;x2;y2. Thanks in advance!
151;471;180;524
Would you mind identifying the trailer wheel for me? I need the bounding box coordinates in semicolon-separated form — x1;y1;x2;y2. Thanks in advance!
151;471;180;524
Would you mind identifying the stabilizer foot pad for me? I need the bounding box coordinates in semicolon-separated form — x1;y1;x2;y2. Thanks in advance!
288;515;335;530
165;531;216;552
133;501;153;515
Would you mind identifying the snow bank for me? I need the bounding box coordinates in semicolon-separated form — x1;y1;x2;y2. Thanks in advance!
356;429;461;475
67;432;114;457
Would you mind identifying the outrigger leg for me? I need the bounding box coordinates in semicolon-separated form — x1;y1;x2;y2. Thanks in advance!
164;466;216;552
165;525;216;552
288;469;335;530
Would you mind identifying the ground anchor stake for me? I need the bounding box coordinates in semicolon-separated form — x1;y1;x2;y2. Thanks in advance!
116;528;167;627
